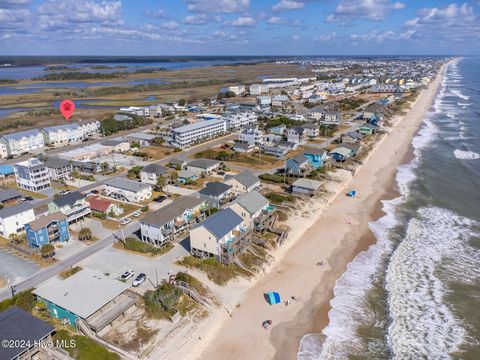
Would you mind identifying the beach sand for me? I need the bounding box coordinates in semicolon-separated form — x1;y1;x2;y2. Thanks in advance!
162;61;450;360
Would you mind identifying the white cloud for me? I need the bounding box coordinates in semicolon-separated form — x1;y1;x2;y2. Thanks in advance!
292;34;299;40
161;20;179;30
0;7;30;28
327;0;403;22
225;15;255;27
183;14;209;25
393;2;405;10
0;0;31;8
267;16;285;25
272;0;305;11
350;29;396;42
314;32;336;42
187;0;249;13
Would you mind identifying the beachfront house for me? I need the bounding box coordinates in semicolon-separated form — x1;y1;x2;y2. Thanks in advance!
141;196;205;247
291;178;323;196
48;191;91;224
104;178;152;203
303;150;329;169
358;123;379;135
224;170;261;194
228;191;269;228
190;208;248;264
329;145;360;162
199;182;233;208
341;131;364;144
25;212;70;248
262;145;289;158
285;154;310;175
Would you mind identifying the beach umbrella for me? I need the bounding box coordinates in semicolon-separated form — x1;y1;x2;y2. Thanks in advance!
264;291;281;305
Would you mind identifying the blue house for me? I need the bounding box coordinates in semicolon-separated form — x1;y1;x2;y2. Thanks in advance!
303;150;329;169
25;212;69;248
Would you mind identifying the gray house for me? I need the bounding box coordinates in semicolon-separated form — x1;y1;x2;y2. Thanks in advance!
45;157;72;182
285;154;310;175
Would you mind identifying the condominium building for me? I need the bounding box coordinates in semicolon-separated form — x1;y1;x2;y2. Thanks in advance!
223;112;257;130
0;203;35;238
14;158;51;192
238;126;265;147
171;119;226;148
0;129;45;157
104;178;152;203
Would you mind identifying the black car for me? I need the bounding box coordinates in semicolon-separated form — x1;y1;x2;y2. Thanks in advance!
154;196;167;203
90;189;99;194
24;196;34;201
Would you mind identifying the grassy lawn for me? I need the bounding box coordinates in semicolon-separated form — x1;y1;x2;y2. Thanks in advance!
59;266;82;279
194;148;283;170
176;256;252;286
53;330;120;360
107;199;141;216
265;192;296;204
3;182;48;199
114;237;174;257
138;146;175;160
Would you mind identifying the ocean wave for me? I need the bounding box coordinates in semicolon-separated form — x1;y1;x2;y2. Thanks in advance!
450;89;470;100
386;206;479;359
457;102;472;107
453;149;480;160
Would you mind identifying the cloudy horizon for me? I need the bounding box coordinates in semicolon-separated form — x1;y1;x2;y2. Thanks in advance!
0;0;479;56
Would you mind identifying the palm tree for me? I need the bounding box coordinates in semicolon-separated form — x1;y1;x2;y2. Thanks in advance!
79;228;92;242
170;171;178;184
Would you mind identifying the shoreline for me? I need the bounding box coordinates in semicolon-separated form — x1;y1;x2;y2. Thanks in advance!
153;60;453;360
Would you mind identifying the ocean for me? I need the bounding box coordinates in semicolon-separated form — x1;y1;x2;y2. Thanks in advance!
298;57;480;359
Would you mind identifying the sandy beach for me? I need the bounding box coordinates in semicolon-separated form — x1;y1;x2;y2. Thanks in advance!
161;60;451;360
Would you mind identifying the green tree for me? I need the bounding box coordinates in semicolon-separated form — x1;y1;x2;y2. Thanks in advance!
178;98;187;106
40;244;55;258
79;228;93;242
127;165;143;180
101;162;109;172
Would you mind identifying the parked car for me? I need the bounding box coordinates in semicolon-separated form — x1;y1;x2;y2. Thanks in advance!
217;171;225;176
153;195;167;203
120;217;132;225
120;269;134;281
60;190;70;195
132;209;142;217
90;189;99;195
24;196;33;201
132;273;146;287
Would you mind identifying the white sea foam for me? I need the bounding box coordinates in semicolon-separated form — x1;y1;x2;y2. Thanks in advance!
450;89;469;100
297;60;460;360
453;149;480;160
386;207;479;359
457;102;472;107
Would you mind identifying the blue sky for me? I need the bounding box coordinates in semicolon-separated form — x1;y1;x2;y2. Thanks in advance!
0;0;479;55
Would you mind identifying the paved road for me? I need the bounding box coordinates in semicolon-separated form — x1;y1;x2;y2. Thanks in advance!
0;222;139;301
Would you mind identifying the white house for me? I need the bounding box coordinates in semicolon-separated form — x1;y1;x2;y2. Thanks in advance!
238;126;265;147
44;157;72;182
0;143;8;159
257;96;272;107
301;123;320;138
0;203;35;238
0;129;45;157
48;191;91;224
222;112;257;130
271;95;289;107
14;158;51;192
287;127;308;145
104;178;152;203
322;112;342;125
249;84;269;95
171;119;226;148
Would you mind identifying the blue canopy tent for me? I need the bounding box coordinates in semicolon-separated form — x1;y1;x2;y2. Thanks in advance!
265;291;281;305
346;190;356;197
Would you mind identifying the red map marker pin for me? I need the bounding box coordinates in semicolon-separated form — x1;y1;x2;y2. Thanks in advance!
60;99;75;120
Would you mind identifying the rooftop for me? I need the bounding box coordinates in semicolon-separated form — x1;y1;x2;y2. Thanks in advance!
0;203;33;219
33;268;130;319
27;211;67;231
142;196;204;228
225;170;259;189
51;191;84;208
2;129;41;141
104;177;151;192
127;132;158;141
197;208;243;240
199;182;231;196
231;191;269;215
172;119;225;134
44;156;70;169
142;163;169;175
0;306;55;360
188;159;220;169
87;196;113;213
0;188;21;203
292;178;323;191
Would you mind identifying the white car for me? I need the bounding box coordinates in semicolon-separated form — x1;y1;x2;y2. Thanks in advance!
120;269;134;281
120;217;131;225
132;210;142;217
132;273;146;287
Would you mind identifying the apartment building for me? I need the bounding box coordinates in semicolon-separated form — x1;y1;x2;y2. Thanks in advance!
14;158;51;192
0;129;45;157
223;112;257;130
171;119;226;148
41;123;83;146
25;212;70;248
44;157;73;182
238;126;265;147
